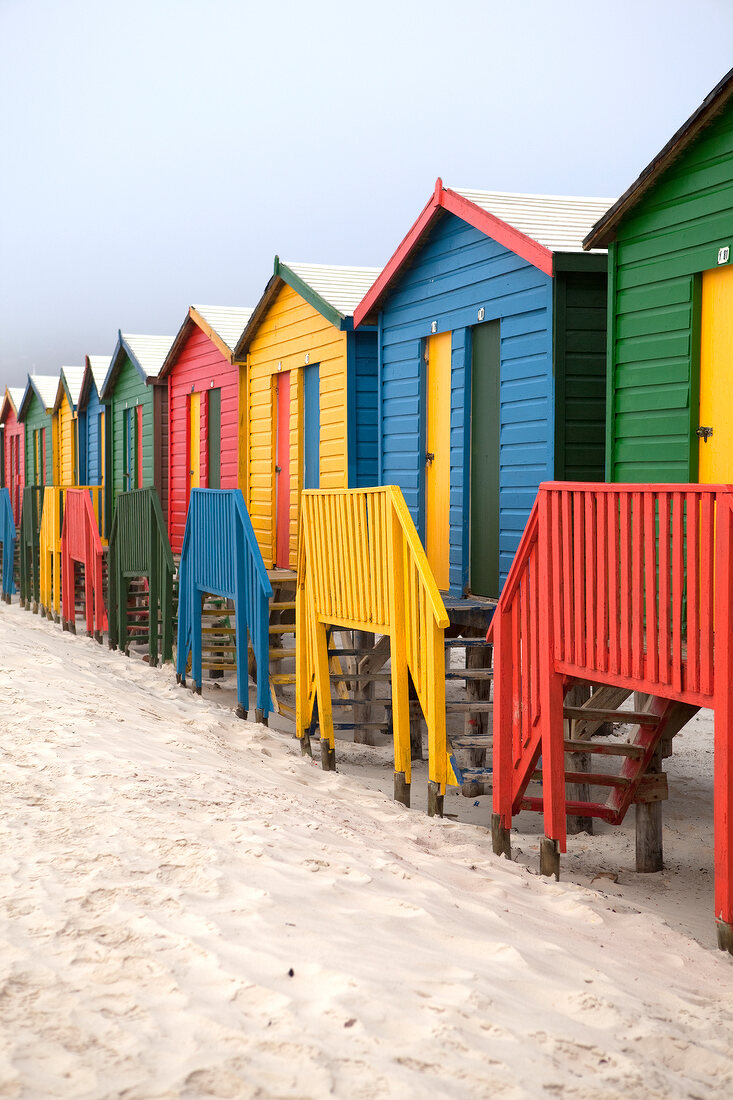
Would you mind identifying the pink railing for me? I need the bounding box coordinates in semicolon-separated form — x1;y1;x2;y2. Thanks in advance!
61;488;107;638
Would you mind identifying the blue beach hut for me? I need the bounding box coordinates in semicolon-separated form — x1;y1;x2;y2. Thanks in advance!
354;180;614;599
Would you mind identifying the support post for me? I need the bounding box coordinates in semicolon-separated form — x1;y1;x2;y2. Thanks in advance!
635;743;664;873
353;630;377;746
714;492;733;954
491;813;511;859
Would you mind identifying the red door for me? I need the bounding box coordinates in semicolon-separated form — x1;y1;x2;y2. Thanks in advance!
275;372;291;568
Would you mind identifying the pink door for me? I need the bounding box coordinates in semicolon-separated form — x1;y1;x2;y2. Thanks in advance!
275;372;291;568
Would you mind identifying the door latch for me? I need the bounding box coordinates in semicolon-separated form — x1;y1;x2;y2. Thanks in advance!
425;452;435;465
697;426;714;442
275;465;282;473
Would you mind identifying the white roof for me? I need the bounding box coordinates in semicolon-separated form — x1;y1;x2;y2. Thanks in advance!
8;387;24;413
122;334;174;378
193;305;254;353
284;262;383;316
451;188;616;253
60;366;85;406
30;374;60;411
87;356;112;395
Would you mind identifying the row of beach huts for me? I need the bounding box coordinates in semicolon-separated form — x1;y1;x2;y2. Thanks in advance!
2;69;733;953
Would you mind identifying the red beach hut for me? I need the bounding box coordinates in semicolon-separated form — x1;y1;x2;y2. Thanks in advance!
1;387;26;524
158;305;253;554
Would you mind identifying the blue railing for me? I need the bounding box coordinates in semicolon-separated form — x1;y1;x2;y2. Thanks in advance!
177;489;273;718
0;488;16;601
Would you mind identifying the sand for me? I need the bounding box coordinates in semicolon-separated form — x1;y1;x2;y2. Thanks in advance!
1;600;732;1098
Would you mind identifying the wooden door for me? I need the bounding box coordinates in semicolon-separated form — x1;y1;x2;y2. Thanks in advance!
303;364;320;490
425;331;451;590
207;388;221;490
699;265;733;482
275;371;291;568
189;391;201;493
470;321;501;597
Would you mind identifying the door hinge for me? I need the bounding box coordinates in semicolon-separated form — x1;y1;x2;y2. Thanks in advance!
697;426;714;441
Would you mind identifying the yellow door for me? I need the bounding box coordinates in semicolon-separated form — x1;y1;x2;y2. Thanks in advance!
699;265;733;483
425;331;451;589
189;391;201;490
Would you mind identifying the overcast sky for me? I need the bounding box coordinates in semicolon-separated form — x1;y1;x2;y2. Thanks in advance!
1;0;732;387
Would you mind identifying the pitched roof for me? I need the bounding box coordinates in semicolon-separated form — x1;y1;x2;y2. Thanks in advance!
159;305;254;379
102;332;174;397
584;66;733;249
59;366;85;410
29;374;58;411
193;305;254;353
0;386;25;422
235;257;382;358
453;189;615;253
87;356;111;394
353;179;614;328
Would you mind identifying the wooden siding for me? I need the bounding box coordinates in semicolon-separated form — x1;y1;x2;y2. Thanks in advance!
57;392;75;486
353;329;378;486
3;403;25;523
554;269;607;481
608;103;733;482
247;282;348;568
378;210;554;593
85;386;105;486
22;392;53;486
167;325;239;554
109;355;154;506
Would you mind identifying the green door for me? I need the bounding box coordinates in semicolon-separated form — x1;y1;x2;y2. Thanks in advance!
470;321;500;598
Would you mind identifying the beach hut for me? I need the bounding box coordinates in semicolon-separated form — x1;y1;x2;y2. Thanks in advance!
158;305;253;554
77;356;112;535
583;67;733;486
353;180;614;600
1;387;26;524
101;333;173;515
53;367;85;487
234;259;381;570
18;375;58;488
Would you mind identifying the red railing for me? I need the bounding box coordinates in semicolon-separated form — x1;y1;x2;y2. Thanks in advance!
61;488;107;638
490;483;730;835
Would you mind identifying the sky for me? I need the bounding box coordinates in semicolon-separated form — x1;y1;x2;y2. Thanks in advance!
1;0;732;387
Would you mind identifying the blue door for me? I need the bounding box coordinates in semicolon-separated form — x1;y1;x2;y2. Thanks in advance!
303;364;320;490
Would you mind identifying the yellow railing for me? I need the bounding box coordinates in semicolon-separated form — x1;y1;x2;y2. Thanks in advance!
296;486;453;805
39;486;104;618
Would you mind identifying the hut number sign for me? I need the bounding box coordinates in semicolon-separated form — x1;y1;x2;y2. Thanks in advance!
718;246;730;264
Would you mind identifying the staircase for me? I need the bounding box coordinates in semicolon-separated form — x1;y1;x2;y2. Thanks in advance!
489;481;733;955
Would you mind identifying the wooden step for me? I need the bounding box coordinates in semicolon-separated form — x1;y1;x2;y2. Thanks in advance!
269;648;295;660
270;673;296;685
445;702;493;713
269;625;295;634
270;601;295;611
329;672;392;682
534;768;631;789
445;669;494;680
521;795;616;823
563;705;661;726
332;721;390;731
444;638;493;648
564;738;644;759
450;737;493;749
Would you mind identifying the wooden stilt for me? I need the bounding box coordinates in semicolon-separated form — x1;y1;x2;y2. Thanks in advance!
491;813;511;858
353;630;377;745
636;744;664;872
462;634;492;796
427;780;443;818
394;771;410;807
320;738;336;771
540;837;560;879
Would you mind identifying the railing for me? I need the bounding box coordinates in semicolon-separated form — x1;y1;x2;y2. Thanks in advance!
0;487;16;601
19;486;44;611
61;489;107;638
489;482;729;850
296;486;452;804
39;486;104;619
108;488;174;665
176;489;273;719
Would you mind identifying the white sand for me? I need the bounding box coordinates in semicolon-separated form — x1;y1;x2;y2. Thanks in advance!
1;601;732;1098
